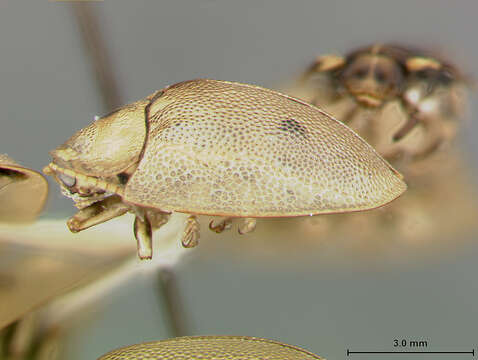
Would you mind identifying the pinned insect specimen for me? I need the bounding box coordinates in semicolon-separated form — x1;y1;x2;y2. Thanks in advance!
300;44;468;165
44;79;406;259
97;335;322;359
0;154;48;223
271;45;477;257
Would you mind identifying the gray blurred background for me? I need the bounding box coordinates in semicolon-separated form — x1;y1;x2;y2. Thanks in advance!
1;1;477;359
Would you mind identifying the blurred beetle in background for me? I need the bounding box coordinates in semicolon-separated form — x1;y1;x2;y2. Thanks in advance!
299;44;469;167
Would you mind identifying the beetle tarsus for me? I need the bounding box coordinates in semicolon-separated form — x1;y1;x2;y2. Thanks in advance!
66;195;129;233
238;218;257;235
134;215;153;260
182;215;200;248
208;217;232;233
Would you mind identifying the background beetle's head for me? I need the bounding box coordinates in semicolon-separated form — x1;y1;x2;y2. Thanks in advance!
338;45;407;107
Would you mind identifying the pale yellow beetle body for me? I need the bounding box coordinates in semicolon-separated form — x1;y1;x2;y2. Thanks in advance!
97;336;323;360
44;79;406;259
126;79;405;216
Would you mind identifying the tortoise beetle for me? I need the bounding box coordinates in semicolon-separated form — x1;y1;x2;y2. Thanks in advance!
44;79;406;259
97;335;323;360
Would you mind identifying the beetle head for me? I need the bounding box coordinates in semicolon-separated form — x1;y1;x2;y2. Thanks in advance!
44;99;149;205
340;51;405;107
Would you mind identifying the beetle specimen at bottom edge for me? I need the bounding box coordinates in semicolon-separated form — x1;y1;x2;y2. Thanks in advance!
44;79;406;260
97;335;323;360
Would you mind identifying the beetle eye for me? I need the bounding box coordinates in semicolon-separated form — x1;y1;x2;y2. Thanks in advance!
58;173;76;187
374;68;387;83
353;67;368;79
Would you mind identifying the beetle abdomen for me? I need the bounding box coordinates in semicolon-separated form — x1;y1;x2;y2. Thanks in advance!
125;79;406;217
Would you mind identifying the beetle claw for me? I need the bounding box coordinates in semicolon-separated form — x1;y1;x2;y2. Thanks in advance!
182;215;200;248
238;218;257;235
208;217;232;234
134;215;153;260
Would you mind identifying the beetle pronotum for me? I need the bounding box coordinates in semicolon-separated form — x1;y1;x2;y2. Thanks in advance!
97;335;323;360
44;79;406;259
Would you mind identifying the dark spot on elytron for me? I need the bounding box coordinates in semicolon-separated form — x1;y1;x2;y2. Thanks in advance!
117;172;129;185
278;118;307;137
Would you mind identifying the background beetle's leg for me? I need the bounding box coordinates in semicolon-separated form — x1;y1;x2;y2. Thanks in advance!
208;217;232;233
393;110;420;141
238;218;257;235
182;215;199;248
300;54;345;83
134;214;153;260
67;195;129;233
404;115;447;160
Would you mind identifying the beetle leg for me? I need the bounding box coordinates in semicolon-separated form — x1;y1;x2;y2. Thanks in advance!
67;195;129;233
148;210;170;230
404;115;447;160
134;214;153;260
393;111;420;142
182;215;200;248
238;218;256;235
208;217;232;233
300;54;346;83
